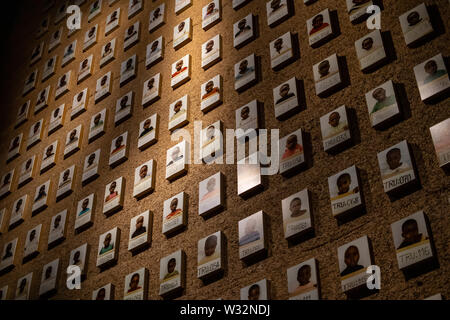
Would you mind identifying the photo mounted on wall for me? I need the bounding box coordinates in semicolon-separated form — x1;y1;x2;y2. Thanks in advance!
240;279;268;300
413;53;450;102
399;3;434;47
165;140;189;181
279;128;305;174
307;8;333;47
15;101;30;128
146;36;164;68
377;140;417;194
54;2;67;24
42;56;56;81
365;80;400;128
75;194;95;230
138;114;158;150
48;27;62;51
30;42;44;65
9;195;27;228
266;0;291;27
202;0;221;30
88;0;102;22
128;0;143;19
328;165;363;218
173;17;192;49
40;141;58;173
23;69;38;96
320;105;351;152
35;86;50;114
120;55;137;86
234;54;257;92
430;118;450;169
105;8;120;35
23;224;42;259
100;38;116;67
142;73;161;107
47;210;67;247
233;0;251;10
103;177;125;215
198;231;223;279
149;3;165;32
202;34;222;69
128;211;151;252
19;156;36;187
0;285;7;300
56;166;75;201
235;100;259;141
115;91;133;125
71;89;88;120
238;211;266;261
175;0;191;14
201;75;222;113
355;29;387;72
48;104;65;135
346;0;372;23
133;160;155;198
7;133;23;162
82;149;100;184
171;54;191;89
64;125;82;158
338;235;372;294
201;121;223;163
123;268;147;300
95;72;112;103
32;181;50;215
69;244;88;277
313;53;342;96
0;169;14;199
124;21;140;50
92;283;113;300
39;259;59;296
237;152;262;197
233;13;255;48
96;227;120;267
168;95;189;132
88;109;106;143
287;258;319;300
83;25;98;51
15;272;33;300
281;189;312;239
162;192;187;235
109;132;128;167
270;31;295;70
55;70;71;99
198;172;224;216
61;40;76;67
159;250;184;297
0;238;17;272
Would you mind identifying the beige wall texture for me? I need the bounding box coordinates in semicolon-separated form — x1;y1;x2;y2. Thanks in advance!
0;0;448;300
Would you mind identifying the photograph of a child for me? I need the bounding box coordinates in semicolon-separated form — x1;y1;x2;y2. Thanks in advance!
57;166;74;196
393;212;429;250
88;0;102;21
149;4;165;32
42;56;56;81
201;121;222;163
0;286;7;300
266;0;289;26
202;35;221;69
62;40;76;66
365;80;399;127
279;129;304;173
320;105;350;151
120;55;136;85
64;125;81;153
16;101;29;126
338;236;371;280
346;0;372;21
10;196;27;226
307;9;332;46
100;39;116;67
138;114;157;149
240;279;268;300
105;8;120;35
48;210;66;244
49;105;64;133
355;29;386;70
39;259;59;296
313;53;340;95
173;18;191;49
235;100;258;138
83;25;98;50
169;96;188;131
128;0;142;18
92;284;112;300
199;172;222;215
146;36;163;67
270;31;293;69
15;273;32;300
83;150;100;181
201;75;222;112
115;92;132;124
142;74;160;106
95;73;111;102
69;244;87;272
109;132;128;164
30;42;43;65
234;54;256;91
165;141;187;180
237;153;261;196
0;238;17;270
98;229;116;256
198;232;221;267
104;178;122;206
281;189;311;239
24;224;42;257
202;0;220;29
33;181;49;207
328;166;361;216
19;156;35;185
27;119;43;148
163;192;185;233
48;27;62;51
8;134;22;160
124;269;145;300
0;169;14;197
124;21;139;49
35;87;50;112
76;194;93;223
413;53;450;101
55;71;71;98
239;211;264;250
160;251;182;287
89;109;106;140
430;118;450;167
129;211;149;242
287;258;318;300
399;3;433;46
233;14;254;48
23;69;37;95
171;55;190;88
133;160;154;197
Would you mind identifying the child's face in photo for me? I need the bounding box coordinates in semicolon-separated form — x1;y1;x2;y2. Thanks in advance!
207;2;215;14
88;154;96;165
206;178;216;192
297;265;311;285
279;84;290;97
105;43;111;52
143;119;152;129
26;159;32;168
170;198;178;212
362;37;373;51
110;182;117;193
135;216;144;229
206;126;215;139
54;215;61;228
274;38;283;52
407;11;421;26
39;185;46;195
53;108;60;117
205;81;214;93
120;96;128;108
271;0;281;10
337;175;351;194
176;60;184;71
424;60;437;75
151;41;159;51
205;40;214;52
248;286;260;300
147;78;155;89
77;92;84;102
174;101;182;113
104;233;112;247
312;15;323;28
204;236;217;256
289;198;302;215
82;198;89;210
45;266;52;279
139;165;148;179
240;107;250;120
130;274;140;290
328;112;340;127
101;76;107;85
239;60;248;73
402;220;420;242
167;259;176;273
286;135;298;150
171;147;180;160
88;27;95;37
115;136;123;148
126;59;133;69
29;230;36;241
70;130;77;140
344;246;360;267
16;200;23;211
63;170;70;180
94;114;101;124
386;149;402;170
178;22;185;32
127;26;134;35
372;88;386;101
318;60;330;77
96;288;106;300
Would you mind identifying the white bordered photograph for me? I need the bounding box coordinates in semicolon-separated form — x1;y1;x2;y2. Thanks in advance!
146;36;164;68
270;31;295;70
307;8;333;47
9;195;27;228
328;165;362;217
61;40;76;67
235;99;258;141
202;0;221;30
95;72;112;103
365;80;400;127
202;34;221;69
346;0;372;23
30;42;44;65
120;55;137;86
234;54;257;91
279;128;305;174
124;21;140;50
240;279;269;300
69;243;88;276
100;38;116;67
313;53;341;96
287;258;319;300
55;70;71;99
128;211;152;251
83;25;98;51
399;3;434;46
88;0;102;22
64;124;82;158
40;141;58;174
266;0;290;27
71;88;88;119
47;210;67;247
0;238;18;271
273;77;299;119
238;210;266;260
7;133;23;162
82;149;100;184
413;53;450;102
115;91;133;125
48;27;62;52
201;75;222;113
39;258;59;296
56;165;75;201
237;152;262;197
31;180;50;214
23;224;42;259
281;189;312;239
165;140;189;181
320;105;351;152
92;283;113;300
142;73;161;107
105;8;120;36
128;0;143;19
97;227;120;267
75;194;95;230
109;132;128;167
175;0;191;14
88;109;106;143
27;119;43;149
34;86;50;114
198;172;224;216
355;29;387;71
123;267;147;300
233;13;255;49
103;177;125;215
42;55;57;81
159;250;184;296
168;95;189;132
77;55;93;83
162;191;186;235
201;120;223;164
0;169;14;198
138;114;158;150
133;159;155;198
15;272;33;300
15;100;30;128
171;54;191;89
54;1;67;24
173;17;192;50
198;231;223;279
23;69;38;96
430;118;450;168
149;3;165;32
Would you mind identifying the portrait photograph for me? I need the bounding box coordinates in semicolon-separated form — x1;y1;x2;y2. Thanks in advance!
77;55;93;83
88;0;102;22
165;140;189;181
201;75;222;113
142;73;161;107
34;86;50;114
31;180;50;214
40;140;58;174
346;0;372;23
237;152;262;197
103;177;124;215
88;109;106;143
413;53;450;101
313;53;341;96
365;80;400;127
279;128;305;174
138;114;158;150
100;38;116;67
240;279;268;300
133;160;155;198
124;21;140;50
201;120;223;164
128;211;151;251
123;268;147;300
39;258;59;296
399;3;433;46
327;165;362;217
159;250;184;296
83;25;98;51
15;272;33;300
320;105;351;151
235;100;258;141
197;231;223;279
105;8;120;36
281;189;312;239
47;210;67;247
162;192;186;235
238;210;265;260
48;104;65;135
9;195;27;228
146;36;164;68
71;88;88;120
69;243;88;275
430;118;450;168
233;13;255;48
82;149;101;184
202;34;222;70
48;27;62;52
307;8;333;47
355;29;387;71
234;54;257;91
202;0;221;30
0;238;17;271
0;169;14;198
56;166;75;201
149;3;165;32
287;258;319;300
92;283;113;300
42;55;57;82
61;40;76;67
270;31;294;70
266;0;290;27
199;172;224;216
55;70;71;99
173;17;192;50
75;194;95;230
15;100;30;128
23;224;42;258
120;55;137;86
114;91;133;125
23;69;38;96
171;54;191;88
64;124;82;158
54;1;67;24
109;132;128;167
128;0;143;19
30;42;44;65
168;95;189;132
95;71;112;103
175;0;191;14
7;133;23;162
19;155;36;187
96;227;120;267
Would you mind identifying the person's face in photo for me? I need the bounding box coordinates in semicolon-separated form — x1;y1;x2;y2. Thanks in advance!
6;243;13;254
45;145;53;157
424;60;438;75
344;245;360;268
94;114;101;125
38;185;46;196
96;288;106;300
167;258;176;273
206;177;216;192
101;76;107;86
110;11;117;21
139;165;148;179
328;112;341;127
53;108;60;118
104;42;111;53
20;103;27;114
170;198;178;212
238;19;247;31
3;173;11;184
29;230;36;241
286;135;298;150
207;2;215;15
402;220;420;243
47;58;54;68
82;198;89;210
274;38;283;53
69;130;77;141
337;174;351;194
240;107;250;120
77;92;84;102
19;279;27;293
33;122;41;134
153;8;160;19
205;41;214;54
88;27;95;38
362;37;373;51
135;216;144;230
151;41;159;52
127;25;134;36
126;58;133;70
147;78;155;90
407;11;421;26
16;199;23;212
26;159;32;169
318;60;330;77
204;235;217;256
372;87;386;102
109;181;117;194
176;60;184;71
115;136;123;148
174;101;182;113
54;215;61;229
248;285;260;300
279;84;290;98
244;219;257;235
312;14;324;29
63;169;70;181
88;153;96;165
59;75;66;87
120;96;129;108
45;266;52;279
73;251;81;264
53;30;59;39
239;60;248;74
289;198;302;216
205;81;214;93
386;148;402;170
178;21;185;33
129;274;140;291
103;233;112;247
297;265;311;285
171;147;181;161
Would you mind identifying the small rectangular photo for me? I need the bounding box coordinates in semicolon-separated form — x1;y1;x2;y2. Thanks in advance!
30;42;44;65
128;210;152;251
95;71;112;103
56;166;75;201
88;0;102;22
287;258;319;300
103;177;125;215
34;86;50;114
162;192;186;235
355;29;387;71
202;0;221;30
171;54;191;88
55;70;71;99
42;55;57;81
124;21;140;50
137;114;158;150
430;118;450;168
327;165;362;217
0;285;7;300
320;105;351;151
96;227;120;267
201;75;222;113
235;100;258;141
61;40;76;67
54;1;68;24
307;8;333;47
202;34;221;69
83;25;98;51
233;13;255;48
105;8;120;36
281;189;312;239
237;152;262;197
159;250;184;296
7;133;23;162
48;104;65;135
71;88;88;119
173;17;191;49
266;0;290;27
128;0;143;19
75;194;95;230
175;0;191;14
69;244;88;276
391;211;433;270
377;140;417;193
88;109;106;143
48;27;62;51
15;100;30;128
165;140;189;181
64;125;82;158
199;172;224;216
198;231;223;279
279;128;305;174
23;69;38;96
47;210;67;247
234;54;257;91
9;195;27;228
313;53;341;96
338;235;371;293
133;160;155;198
146;36;164;68
0;169;14;198
413;53;450;101
15;272;33;300
201;120;223;164
365;80;400;127
346;0;372;23
123;268;147;300
40;141;58;174
19;156;36;187
142;73;161;107
168;95;189;132
39;258;59;296
120;55;137;86
32;181;50;214
0;238;18;271
23;224;42;259
36;15;49;37
109;132;128;167
270;31;294;70
82;149;100;184
238;210;265;260
149;3;165;32
78;56;93;83
399;3;434;46
114;91;133;125
240;279;268;300
100;38;116;67
92;283;114;300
